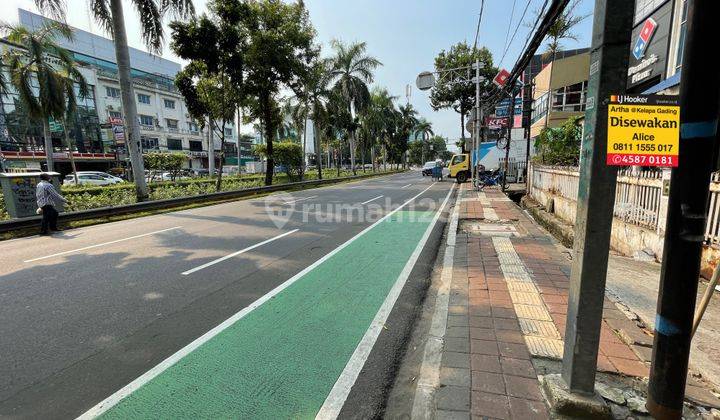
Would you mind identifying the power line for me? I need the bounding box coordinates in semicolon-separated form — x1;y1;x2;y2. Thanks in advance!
472;0;485;53
498;0;534;67
501;0;518;62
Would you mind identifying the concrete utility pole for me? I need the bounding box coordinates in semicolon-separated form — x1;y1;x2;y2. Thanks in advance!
648;1;720;418
561;0;633;393
472;58;481;189
503;91;516;191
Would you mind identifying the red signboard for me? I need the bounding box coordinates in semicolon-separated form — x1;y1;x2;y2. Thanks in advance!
493;69;511;88
485;117;509;129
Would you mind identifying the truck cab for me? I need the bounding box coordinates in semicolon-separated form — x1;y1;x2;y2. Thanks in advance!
448;153;471;183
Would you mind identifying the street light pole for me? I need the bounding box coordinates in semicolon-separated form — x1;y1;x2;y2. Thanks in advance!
561;0;633;394
648;1;720;418
473;58;481;189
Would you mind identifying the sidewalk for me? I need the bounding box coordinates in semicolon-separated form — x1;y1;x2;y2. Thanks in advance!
404;183;720;419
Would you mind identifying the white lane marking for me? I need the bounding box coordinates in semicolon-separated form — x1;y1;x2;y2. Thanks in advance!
360;195;383;205
24;227;183;263
284;195;317;205
78;182;439;420
411;196;459;419
181;229;299;275
317;183;456;419
401;183;412;189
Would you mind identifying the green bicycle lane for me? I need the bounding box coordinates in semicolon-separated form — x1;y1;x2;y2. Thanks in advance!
84;190;449;419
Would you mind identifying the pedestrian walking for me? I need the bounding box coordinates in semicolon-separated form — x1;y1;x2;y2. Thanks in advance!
36;173;67;235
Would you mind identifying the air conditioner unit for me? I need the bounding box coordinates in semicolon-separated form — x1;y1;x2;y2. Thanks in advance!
107;105;114;110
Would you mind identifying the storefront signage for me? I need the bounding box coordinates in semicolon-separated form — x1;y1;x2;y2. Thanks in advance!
626;1;672;90
485;117;509;129
607;94;680;167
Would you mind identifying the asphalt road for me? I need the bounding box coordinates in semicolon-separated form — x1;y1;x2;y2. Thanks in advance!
0;170;455;419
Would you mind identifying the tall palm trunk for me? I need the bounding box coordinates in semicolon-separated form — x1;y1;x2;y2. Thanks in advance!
42;118;54;171
262;94;275;186
301;111;308;181
215;120;226;191
349;131;357;175
383;144;387;171
315;120;322;180
207;118;216;177
110;0;148;200
371;145;376;172
62;116;78;184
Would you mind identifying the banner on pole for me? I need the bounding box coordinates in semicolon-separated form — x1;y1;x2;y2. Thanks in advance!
606;94;680;167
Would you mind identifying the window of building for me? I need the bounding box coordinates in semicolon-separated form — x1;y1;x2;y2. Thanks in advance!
550;81;588;112
531;92;548;124
166;119;179;130
108;110;122;119
137;93;151;105
675;0;688;72
188;122;199;132
189;140;203;152
167;138;183;150
138;114;154;126
141;136;159;151
224;127;233;137
105;86;120;98
164;99;176;109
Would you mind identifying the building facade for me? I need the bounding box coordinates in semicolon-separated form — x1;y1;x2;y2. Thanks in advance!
529;53;590;139
0;9;240;174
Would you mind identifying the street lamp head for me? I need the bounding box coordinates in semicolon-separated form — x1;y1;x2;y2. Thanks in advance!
416;71;435;91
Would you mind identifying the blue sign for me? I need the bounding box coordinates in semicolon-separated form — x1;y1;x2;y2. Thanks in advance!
495;98;522;117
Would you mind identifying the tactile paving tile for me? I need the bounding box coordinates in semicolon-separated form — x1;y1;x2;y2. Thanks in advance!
506;282;537;293
518;319;562;340
524;336;564;359
514;304;553;321
508;291;544;306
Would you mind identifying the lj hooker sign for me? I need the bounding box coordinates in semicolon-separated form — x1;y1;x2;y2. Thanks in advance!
607;94;680;167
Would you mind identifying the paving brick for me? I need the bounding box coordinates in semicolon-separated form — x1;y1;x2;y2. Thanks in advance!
504;375;545;401
495;330;525;344
498;342;531;360
469;305;492;317
491;307;518;319
493;318;521;331
437;385;471;412
471;371;505;395
469;327;495;341
448;315;470;327
443;352;471;369
470;391;510;419
469;316;493;328
609;357;649;377
470;354;501;373
470;339;499;356
446;326;470;338
449;305;469;316
436;410;470;420
600;342;638;360
445;337;471;353
500;357;536;378
441;367;472;387
630;345;653;363
508;397;550;420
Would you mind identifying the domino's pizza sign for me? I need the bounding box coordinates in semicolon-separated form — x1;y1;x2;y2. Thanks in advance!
633;17;657;60
626;1;672;90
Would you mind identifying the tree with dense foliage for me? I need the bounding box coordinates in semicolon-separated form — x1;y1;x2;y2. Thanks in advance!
253;141;304;180
302;60;333;179
328;40;381;175
534;116;582;165
409;135;448;165
170;0;244;191
242;0;317;186
413;120;434;164
1;22;87;173
31;0;194;200
143;152;185;181
430;41;497;151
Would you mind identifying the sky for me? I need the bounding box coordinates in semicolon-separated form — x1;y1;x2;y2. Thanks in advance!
6;0;595;142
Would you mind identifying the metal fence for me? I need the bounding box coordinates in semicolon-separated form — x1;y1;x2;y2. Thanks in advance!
499;158;528;183
705;172;720;245
614;168;664;231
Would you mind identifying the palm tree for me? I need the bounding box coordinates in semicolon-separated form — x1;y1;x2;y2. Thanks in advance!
302;60;333;179
415;120;434;164
397;103;418;168
538;0;589;128
59;65;90;184
1;22;87;173
328;40;381;175
32;0;193;200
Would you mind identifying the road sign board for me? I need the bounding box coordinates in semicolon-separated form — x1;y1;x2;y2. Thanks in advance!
48;118;63;133
493;69;511;88
606;94;680;167
416;71;435;91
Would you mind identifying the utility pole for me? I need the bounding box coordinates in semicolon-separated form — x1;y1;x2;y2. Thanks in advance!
237;107;242;175
472;58;481;189
502;90;516;191
561;0;633;394
648;1;720;418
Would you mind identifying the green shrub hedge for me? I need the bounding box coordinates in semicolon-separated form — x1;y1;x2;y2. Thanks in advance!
0;169;389;220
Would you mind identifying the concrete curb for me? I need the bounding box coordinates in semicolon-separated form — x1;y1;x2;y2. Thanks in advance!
520;195;575;248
